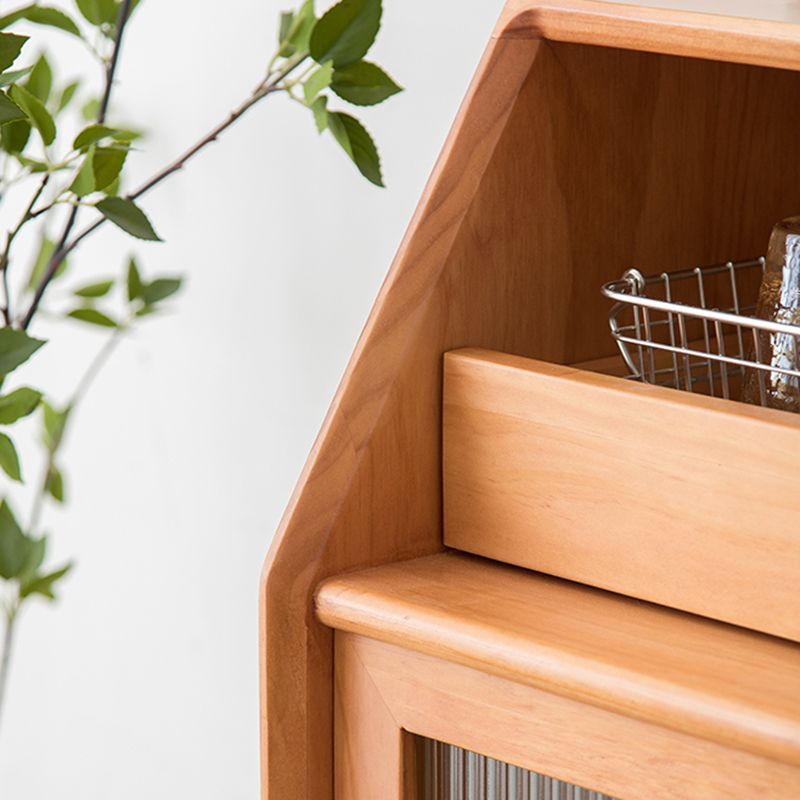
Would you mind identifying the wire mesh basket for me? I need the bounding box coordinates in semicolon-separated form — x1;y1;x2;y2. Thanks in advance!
601;257;800;406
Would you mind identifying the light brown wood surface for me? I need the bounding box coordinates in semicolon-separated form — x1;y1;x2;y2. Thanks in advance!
511;0;800;26
334;633;404;799
341;633;800;800
317;552;800;767
443;349;800;640
260;36;541;799
260;3;800;796
497;0;800;69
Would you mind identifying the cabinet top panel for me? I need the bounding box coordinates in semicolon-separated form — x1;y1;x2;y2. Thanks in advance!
497;0;800;69
597;0;799;24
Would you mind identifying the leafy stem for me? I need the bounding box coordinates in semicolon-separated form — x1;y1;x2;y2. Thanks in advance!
0;173;49;323
21;52;309;330
21;0;135;331
2;325;130;723
0;0;400;737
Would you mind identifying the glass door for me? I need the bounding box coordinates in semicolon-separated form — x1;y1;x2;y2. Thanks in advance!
416;737;616;800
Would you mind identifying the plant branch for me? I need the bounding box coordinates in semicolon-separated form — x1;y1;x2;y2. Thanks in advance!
20;0;135;331
28;324;126;536
71;324;126;409
99;0;134;124
21;53;308;330
0;174;50;324
0;604;19;735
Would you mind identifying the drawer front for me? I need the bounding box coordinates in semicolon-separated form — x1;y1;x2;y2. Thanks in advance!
443;348;800;641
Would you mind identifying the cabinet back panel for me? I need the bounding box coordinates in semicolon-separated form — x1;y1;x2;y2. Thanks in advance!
454;41;800;365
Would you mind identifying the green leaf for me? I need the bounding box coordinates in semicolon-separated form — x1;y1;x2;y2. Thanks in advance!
56;79;80;112
26;53;52;103
135;305;157;318
309;0;380;67
1;119;30;151
278;11;294;45
69;146;95;196
74;279;113;298
103;175;120;196
46;465;64;502
331;60;401;106
286;0;315;53
80;96;98;120
0;433;21;480
67;307;117;327
26;236;53;289
327;111;383;186
96;197;162;241
0;500;30;578
15;153;49;171
127;257;142;300
73;123;118;150
19;535;45;580
9;83;55;145
141;276;182;305
110;126;140;142
0;387;41;424
26;235;67;289
92;146;126;190
26;6;82;36
20;562;71;600
303;60;333;105
0;66;33;89
0;328;45;375
42;401;69;452
310;95;328;132
75;0;110;26
0;32;27;72
0;6;82;38
0;90;24;125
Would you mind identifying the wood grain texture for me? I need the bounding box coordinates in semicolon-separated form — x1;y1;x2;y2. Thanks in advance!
334;633;404;799
318;553;800;767
345;633;800;800
260;6;800;796
259;36;540;800
498;0;800;29
497;0;800;70
444;349;800;640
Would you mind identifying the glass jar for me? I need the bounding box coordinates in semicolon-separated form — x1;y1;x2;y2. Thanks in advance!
741;216;800;412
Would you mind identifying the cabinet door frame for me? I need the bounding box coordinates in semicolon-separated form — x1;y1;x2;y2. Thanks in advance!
335;632;800;799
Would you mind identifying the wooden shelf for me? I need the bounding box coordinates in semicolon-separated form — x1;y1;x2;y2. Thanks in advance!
317;551;800;768
443;349;800;641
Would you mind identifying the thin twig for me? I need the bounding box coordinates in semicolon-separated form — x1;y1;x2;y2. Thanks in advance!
0;605;18;735
21;0;135;331
0;174;50;323
27;325;126;535
98;0;134;124
70;323;126;408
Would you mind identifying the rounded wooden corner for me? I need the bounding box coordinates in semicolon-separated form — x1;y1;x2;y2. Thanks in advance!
493;0;800;70
493;2;546;40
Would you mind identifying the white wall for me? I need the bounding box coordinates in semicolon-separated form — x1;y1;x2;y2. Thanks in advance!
0;1;502;796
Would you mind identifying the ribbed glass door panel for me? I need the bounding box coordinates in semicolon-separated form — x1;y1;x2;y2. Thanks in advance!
417;738;617;800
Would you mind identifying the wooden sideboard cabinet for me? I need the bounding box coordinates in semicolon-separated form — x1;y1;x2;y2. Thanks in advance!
260;2;800;797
